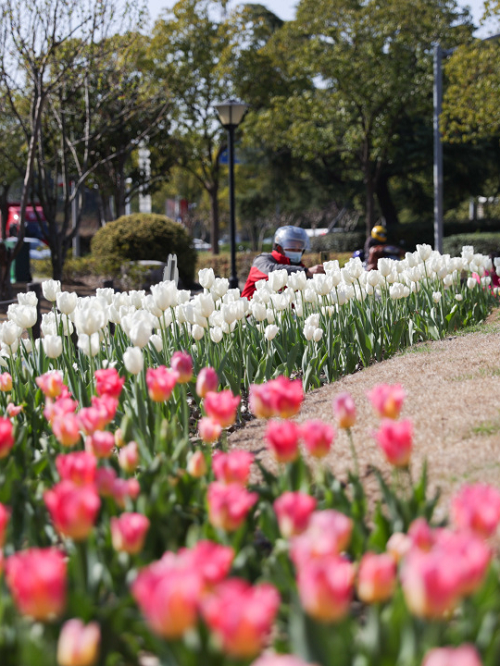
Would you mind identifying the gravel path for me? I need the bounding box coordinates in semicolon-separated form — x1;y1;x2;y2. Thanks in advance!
229;311;500;513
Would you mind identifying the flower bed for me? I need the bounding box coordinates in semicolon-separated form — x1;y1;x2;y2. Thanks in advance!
0;243;498;664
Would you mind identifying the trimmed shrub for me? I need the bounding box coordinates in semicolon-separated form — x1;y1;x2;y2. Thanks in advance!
443;233;500;257
311;231;366;253
91;214;197;285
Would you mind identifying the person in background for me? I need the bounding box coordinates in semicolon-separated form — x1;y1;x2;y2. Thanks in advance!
364;224;403;271
241;226;325;299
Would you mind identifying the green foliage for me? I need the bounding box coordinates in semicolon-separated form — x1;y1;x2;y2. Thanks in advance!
443;232;500;256
311;232;366;253
91;213;197;284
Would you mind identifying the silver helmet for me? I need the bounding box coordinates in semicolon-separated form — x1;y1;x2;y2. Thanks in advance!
273;226;311;253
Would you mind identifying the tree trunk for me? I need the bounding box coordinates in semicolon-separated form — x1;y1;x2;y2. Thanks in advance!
364;168;376;238
376;173;399;227
209;185;219;256
51;235;63;282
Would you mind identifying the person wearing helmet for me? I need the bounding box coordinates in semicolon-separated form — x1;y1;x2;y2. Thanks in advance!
364;224;403;271
241;226;325;299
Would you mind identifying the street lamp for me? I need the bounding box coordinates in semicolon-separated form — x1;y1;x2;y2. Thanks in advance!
214;98;248;289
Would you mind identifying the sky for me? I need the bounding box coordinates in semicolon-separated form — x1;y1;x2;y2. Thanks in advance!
146;0;500;36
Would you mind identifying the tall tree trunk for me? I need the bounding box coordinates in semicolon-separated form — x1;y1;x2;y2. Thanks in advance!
376;173;399;227
364;167;376;238
51;236;63;281
209;184;219;256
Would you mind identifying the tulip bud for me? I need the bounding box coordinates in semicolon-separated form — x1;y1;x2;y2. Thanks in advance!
110;512;150;554
42;279;62;302
56;291;78;316
42;335;63;359
196;366;218;398
0;417;14;458
357;552;397;603
187;451;207;478
57;619;100;666
0;372;12;392
118;441;139;473
123;346;144;375
332;393;356;429
170;351;193;383
198;417;222;444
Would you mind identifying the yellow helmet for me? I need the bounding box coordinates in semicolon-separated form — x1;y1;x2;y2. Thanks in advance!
371;225;387;242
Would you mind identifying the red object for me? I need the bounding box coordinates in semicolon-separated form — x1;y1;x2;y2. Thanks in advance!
242;250;298;299
3;204;47;238
94;368;125;399
44;481;100;541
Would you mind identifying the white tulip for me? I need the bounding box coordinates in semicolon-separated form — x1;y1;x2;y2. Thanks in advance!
432;291;442;303
95;287;114;304
123;346;144;374
266;309;275;324
481;276;491;287
402;286;410;298
345;257;364;279
303;324;315;341
467;277;477;290
305;313;320;328
1;340;18;356
288;271;307;291
197;293;215;318
1;321;22;346
42;279;61;302
268;269;288;292
210;326;223;343
56;291;78;316
129;320;152;348
313;328;323;342
209;310;224;328
177;290;191;305
312;274;332;296
21;338;33;354
378;258;393;277
341;267;354;285
198;267;215;290
416;244;433;261
251;302;267;322
142;295;163;318
264;324;279;341
323;260;340;272
77;333;100;357
461;246;474;262
18;291;38;307
8;304;37;329
271;294;288;311
42;334;63;359
192;324;204;341
443;274;454;287
494;257;500;272
151;282;177;311
221;303;237;325
158;309;173;329
303;288;318;304
129;290;146;309
74;305;106;335
149;334;163;352
211;278;229;300
366;271;382;287
455;293;463;301
329;270;342;288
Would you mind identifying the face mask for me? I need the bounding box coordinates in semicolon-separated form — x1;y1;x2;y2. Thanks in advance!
284;250;303;264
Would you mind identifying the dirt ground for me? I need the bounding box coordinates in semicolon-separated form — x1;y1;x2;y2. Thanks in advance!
229;310;500;517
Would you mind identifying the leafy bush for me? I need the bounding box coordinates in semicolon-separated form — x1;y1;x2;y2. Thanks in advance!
443;232;500;257
311;231;366;253
91;213;197;285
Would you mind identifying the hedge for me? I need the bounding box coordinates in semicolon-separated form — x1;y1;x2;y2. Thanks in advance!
443;233;500;257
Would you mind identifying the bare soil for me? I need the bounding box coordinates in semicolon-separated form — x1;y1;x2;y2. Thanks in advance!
229;310;500;516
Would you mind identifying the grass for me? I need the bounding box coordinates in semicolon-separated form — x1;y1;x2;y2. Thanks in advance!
400;343;440;355
449;366;500;382
470;418;500;437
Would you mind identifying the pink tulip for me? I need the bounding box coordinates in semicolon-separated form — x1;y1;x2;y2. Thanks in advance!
386;532;411;563
202;578;280;658
422;645;483;666
36;370;64;398
95;467;117;497
265;420;301;463
401;548;463;619
451;484;500;539
6;402;23;417
131;554;202;638
94;368;125;399
44;395;78;424
204;390;240;428
332;393;356;429
187;451;207;478
357;552;397;603
44;481;100;541
0;502;10;547
301;419;335;458
78;407;108;436
146;366;179;402
212;450;254;486
57;619;100;666
198;417;222;444
207;482;258;531
366;383;405;420
118;441;139;473
0;417;14;457
375;418;413;467
434;529;491;596
297;555;355;622
111;512;150;554
91;394;118;425
56;452;97;486
52;414;81;448
170;351;193;383
196;366;218;398
408;517;435;551
112;477;140;508
85;431;115;459
249;376;303;419
177;540;234;588
6;547;67;620
0;371;12;392
273;492;317;538
291;510;353;567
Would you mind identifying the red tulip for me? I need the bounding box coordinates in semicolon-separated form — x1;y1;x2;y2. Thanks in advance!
44;481;100;541
94;368;125;399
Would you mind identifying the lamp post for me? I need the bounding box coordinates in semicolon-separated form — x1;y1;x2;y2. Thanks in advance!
214;98;248;289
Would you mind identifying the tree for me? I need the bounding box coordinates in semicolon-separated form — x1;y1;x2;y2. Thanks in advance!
150;0;232;255
249;0;473;236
